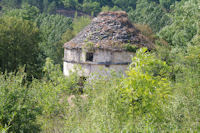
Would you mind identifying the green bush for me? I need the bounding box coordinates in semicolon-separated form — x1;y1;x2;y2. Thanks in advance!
128;0;170;32
0;16;42;78
119;48;171;120
159;0;200;47
35;14;73;65
124;44;139;52
82;2;101;15
31;58;81;131
0;69;41;132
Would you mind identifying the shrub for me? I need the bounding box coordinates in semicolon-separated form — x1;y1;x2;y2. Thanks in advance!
119;48;171;120
159;0;199;47
124;44;139;52
0;69;41;132
0;16;42;78
32;58;82;131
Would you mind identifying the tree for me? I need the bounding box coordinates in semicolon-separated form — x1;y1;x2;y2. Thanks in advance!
42;0;57;14
159;0;180;10
119;48;171;120
1;0;20;8
128;0;170;32
21;0;43;10
61;0;79;9
159;0;200;47
4;4;40;20
93;0;113;7
61;15;91;44
112;0;137;11
82;1;101;15
35;14;73;65
0;70;42;132
43;0;49;13
0;16;42;77
46;1;57;14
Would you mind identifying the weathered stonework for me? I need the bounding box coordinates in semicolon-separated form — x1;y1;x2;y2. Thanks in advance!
63;11;153;77
63;62;129;76
63;49;134;76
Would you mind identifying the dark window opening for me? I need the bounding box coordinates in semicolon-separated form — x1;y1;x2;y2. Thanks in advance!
105;64;110;68
86;52;94;62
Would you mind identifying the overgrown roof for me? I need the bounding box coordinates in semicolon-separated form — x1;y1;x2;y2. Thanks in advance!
64;11;153;51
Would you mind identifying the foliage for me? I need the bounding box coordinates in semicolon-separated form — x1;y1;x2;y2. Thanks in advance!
101;5;121;12
162;45;200;131
82;41;95;51
1;0;20;8
61;16;91;43
0;0;200;132
72;15;91;35
1;0;61;13
112;0;137;11
159;0;177;9
3;6;73;69
0;16;42;78
134;24;156;43
4;4;40;20
20;0;43;10
0;0;184;18
124;44;139;52
0;58;81;132
82;1;101;15
0;45;200;132
35;14;72;65
61;0;79;9
31;58;81;131
159;0;200;47
33;58;77;114
42;0;57;14
101;5;110;11
0;69;42;132
119;48;171;119
128;0;170;32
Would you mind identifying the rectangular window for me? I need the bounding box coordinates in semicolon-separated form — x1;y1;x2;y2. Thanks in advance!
86;52;94;62
105;64;110;68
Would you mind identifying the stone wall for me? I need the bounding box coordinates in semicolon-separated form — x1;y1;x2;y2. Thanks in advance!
93;49;112;62
64;48;134;63
63;48;134;76
63;62;129;76
112;51;135;63
64;49;81;62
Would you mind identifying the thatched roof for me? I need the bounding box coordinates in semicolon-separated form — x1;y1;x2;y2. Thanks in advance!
64;11;153;51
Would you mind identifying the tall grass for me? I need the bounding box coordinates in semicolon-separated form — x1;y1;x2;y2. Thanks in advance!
0;46;200;132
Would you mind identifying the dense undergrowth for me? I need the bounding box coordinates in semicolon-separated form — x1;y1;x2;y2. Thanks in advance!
0;0;200;132
1;45;200;132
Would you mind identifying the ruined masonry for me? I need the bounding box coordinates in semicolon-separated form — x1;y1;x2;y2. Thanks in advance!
63;11;153;76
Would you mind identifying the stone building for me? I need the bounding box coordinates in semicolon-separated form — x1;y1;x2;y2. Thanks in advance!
63;11;153;76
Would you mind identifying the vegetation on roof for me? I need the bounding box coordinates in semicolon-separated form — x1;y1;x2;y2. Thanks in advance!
64;11;153;51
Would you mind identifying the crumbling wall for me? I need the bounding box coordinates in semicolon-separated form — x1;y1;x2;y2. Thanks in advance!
63;61;129;76
64;49;81;62
93;49;112;62
64;48;134;63
63;48;134;76
112;51;134;63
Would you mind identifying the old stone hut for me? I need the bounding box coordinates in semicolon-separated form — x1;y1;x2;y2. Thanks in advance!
63;11;153;76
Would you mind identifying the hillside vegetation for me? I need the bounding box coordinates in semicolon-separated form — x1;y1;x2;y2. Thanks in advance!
0;0;200;132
